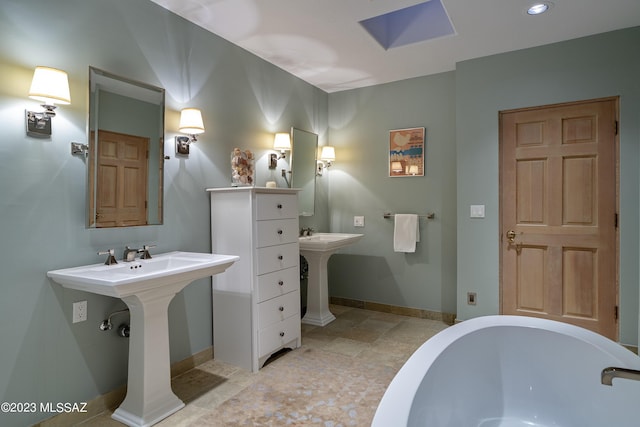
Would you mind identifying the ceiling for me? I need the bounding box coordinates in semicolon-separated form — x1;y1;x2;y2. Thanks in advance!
150;0;640;93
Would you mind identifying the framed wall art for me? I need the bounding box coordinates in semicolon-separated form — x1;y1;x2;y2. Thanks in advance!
389;127;425;177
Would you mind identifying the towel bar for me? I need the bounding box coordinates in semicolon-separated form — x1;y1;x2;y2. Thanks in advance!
383;212;435;220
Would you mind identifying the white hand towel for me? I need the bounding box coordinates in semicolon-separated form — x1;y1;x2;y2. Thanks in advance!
394;214;420;253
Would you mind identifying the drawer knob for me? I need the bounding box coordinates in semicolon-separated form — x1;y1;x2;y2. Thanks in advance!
279;331;285;337
277;229;283;235
277;203;283;209
277;255;283;260
278;280;284;286
278;306;284;312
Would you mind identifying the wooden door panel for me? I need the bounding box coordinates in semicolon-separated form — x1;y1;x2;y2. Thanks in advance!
516;159;546;224
516;121;545;146
516;245;547;312
98;165;118;208
563;115;596;144
562;248;596;318
563;156;596;225
123;141;141;160
123;167;142;206
100;138;118;158
500;97;618;340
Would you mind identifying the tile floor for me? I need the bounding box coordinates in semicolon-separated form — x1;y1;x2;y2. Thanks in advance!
79;304;450;426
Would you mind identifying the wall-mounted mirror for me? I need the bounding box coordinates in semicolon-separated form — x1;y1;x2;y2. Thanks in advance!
291;128;318;216
87;67;165;228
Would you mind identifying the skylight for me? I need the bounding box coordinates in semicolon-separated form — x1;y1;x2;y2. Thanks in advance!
359;0;455;50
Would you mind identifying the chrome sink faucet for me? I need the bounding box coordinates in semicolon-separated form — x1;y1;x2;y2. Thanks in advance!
601;367;640;385
123;246;139;262
300;227;314;237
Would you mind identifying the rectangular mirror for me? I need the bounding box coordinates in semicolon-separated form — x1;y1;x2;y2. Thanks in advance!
291;128;318;216
87;67;165;228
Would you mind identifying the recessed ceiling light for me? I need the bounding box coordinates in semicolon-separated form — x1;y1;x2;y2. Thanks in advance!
527;2;551;15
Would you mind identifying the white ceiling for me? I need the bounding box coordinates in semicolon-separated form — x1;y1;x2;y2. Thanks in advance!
150;0;640;93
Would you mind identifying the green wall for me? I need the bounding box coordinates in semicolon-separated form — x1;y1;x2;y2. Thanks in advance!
455;27;640;346
326;73;458;315
0;1;327;426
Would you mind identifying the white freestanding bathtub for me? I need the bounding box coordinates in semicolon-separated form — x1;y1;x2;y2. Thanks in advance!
372;315;640;427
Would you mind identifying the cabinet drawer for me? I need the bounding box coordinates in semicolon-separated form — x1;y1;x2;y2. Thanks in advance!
256;266;299;303
258;290;300;327
256;243;298;275
256;194;298;220
258;314;301;358
256;218;298;248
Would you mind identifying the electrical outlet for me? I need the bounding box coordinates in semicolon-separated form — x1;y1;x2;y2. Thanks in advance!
73;300;87;323
467;292;477;305
354;216;365;227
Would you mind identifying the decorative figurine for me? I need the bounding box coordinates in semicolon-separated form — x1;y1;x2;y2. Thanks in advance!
231;147;254;186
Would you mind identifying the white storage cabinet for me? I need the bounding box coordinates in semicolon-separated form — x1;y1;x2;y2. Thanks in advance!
207;187;301;372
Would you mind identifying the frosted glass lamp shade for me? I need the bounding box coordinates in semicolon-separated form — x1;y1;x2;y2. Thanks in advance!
391;161;403;172
28;66;71;105
273;133;291;151
178;108;205;135
320;146;336;162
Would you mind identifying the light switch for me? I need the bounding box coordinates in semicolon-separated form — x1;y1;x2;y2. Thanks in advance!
470;205;485;218
354;216;365;227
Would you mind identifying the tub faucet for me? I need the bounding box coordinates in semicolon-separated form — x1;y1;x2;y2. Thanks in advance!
601;367;640;386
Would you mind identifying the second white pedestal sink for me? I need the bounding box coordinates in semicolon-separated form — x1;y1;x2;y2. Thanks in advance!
47;251;238;427
299;233;363;326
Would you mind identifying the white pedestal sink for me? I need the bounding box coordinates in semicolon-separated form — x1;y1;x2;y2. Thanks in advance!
47;251;238;427
299;233;363;326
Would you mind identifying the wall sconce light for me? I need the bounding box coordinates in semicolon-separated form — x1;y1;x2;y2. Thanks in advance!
316;145;336;176
26;66;71;137
408;165;419;175
269;132;291;168
391;161;403;173
175;108;205;155
71;141;89;157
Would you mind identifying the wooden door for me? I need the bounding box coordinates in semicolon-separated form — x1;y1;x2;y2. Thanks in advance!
499;97;618;340
95;130;149;227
